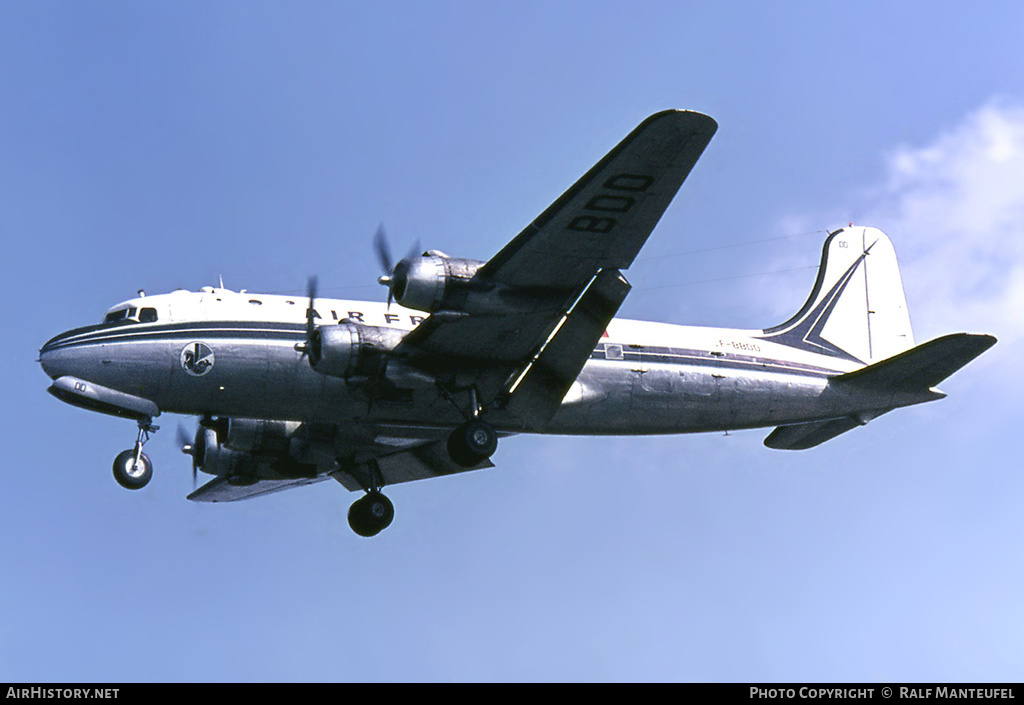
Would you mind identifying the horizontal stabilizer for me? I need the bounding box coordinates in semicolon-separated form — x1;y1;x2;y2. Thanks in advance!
766;332;995;450
764;413;886;450
831;332;996;390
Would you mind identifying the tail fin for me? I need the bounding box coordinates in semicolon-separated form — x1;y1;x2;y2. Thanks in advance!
760;227;914;364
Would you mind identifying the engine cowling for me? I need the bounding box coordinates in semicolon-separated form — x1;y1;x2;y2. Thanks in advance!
308;322;405;379
389;252;485;313
223;418;299;455
193;426;257;479
192;419;315;482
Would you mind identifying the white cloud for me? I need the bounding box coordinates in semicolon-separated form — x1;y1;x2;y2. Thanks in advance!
864;99;1024;345
775;99;1024;388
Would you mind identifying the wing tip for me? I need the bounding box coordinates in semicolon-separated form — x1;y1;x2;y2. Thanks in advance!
644;109;718;135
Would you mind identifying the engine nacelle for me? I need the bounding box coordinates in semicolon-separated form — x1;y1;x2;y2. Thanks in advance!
309;322;405;379
192;420;316;482
223;418;299;455
194;426;258;478
390;252;485;313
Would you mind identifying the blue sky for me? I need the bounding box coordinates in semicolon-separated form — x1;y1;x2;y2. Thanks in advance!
2;1;1023;682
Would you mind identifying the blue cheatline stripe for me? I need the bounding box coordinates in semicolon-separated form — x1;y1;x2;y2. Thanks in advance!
41;321;307;351
590;343;841;378
42;321;844;379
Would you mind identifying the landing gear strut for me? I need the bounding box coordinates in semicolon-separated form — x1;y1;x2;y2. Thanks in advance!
343;459;395;538
438;384;499;468
112;418;158;490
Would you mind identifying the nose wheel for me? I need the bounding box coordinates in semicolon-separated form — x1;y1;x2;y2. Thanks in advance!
112;449;153;489
112;418;158;490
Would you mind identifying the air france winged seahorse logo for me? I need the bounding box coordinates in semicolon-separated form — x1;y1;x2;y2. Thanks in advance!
180;342;215;376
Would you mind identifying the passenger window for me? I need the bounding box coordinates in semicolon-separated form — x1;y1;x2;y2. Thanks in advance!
604;344;624;360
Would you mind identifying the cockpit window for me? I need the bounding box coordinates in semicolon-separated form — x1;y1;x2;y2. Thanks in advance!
103;308;130;324
103;306;157;324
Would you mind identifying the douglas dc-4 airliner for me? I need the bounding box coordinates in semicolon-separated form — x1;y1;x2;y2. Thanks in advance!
38;110;996;536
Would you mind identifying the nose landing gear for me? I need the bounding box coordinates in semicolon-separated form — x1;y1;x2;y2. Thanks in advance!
112;418;158;490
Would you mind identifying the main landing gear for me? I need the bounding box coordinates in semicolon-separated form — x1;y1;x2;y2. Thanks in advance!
343;456;395;538
447;418;498;468
439;383;499;468
112;418;158;490
343;389;499;537
348;491;395;537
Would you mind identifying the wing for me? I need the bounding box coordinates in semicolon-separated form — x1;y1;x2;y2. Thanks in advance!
188;475;330;502
329;437;496;491
187;433;496;502
397;110;716;424
190;112;717;501
481;110;717;290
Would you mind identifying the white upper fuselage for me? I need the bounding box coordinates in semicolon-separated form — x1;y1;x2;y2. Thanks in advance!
38;285;866;438
102;287;860;374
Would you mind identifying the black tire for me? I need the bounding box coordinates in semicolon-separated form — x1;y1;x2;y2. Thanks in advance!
112;449;153;490
447;419;498;468
348;492;395;537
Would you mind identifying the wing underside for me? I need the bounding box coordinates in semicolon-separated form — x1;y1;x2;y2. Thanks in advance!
397;110;717;418
188;432;498;502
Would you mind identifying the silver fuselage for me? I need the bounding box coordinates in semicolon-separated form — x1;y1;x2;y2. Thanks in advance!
38;288;917;438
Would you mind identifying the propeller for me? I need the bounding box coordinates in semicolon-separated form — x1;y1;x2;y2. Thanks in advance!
177;422;201;489
295;275;318;358
373;223;419;308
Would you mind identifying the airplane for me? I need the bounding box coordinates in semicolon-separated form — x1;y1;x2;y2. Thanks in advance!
38;110;996;537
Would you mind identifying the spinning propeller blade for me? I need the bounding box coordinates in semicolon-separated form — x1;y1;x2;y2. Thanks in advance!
373;223;392;278
177;422;200;489
373;223;420;308
295;275;318;358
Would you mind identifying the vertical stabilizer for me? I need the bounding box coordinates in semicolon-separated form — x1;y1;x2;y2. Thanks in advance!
759;227;914;364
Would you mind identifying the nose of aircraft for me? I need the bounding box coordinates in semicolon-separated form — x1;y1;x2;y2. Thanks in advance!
39;328;88;380
39;336;58;378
